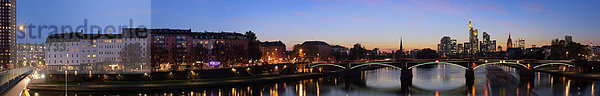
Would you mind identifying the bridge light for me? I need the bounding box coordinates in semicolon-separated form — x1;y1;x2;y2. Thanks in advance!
485;60;488;63
435;60;439;63
231;68;236;72
516;61;520;63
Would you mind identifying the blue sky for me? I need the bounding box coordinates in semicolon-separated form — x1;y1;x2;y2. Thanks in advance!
18;0;600;51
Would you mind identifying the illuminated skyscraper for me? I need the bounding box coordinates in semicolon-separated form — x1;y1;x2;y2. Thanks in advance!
437;36;452;57
518;38;525;49
0;0;16;69
468;18;479;56
482;32;491;52
450;39;457;54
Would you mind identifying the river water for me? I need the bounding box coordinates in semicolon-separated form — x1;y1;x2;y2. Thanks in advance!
29;64;600;96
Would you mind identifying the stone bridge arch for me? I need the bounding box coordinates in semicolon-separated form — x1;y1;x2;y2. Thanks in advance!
472;62;528;70
349;63;402;70
309;63;347;69
532;62;574;69
408;62;469;70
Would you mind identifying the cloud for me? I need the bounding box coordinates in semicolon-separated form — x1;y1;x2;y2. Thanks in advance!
468;0;508;15
291;11;313;18
347;15;385;22
408;0;471;15
228;19;271;25
520;0;546;13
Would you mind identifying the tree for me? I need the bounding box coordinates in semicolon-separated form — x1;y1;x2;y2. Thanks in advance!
417;48;439;59
394;50;406;60
549;39;590;61
212;43;245;66
549;39;567;59
119;43;147;72
246;31;262;61
190;45;209;69
349;43;367;60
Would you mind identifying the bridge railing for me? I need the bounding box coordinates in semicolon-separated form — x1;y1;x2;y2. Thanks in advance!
0;67;33;94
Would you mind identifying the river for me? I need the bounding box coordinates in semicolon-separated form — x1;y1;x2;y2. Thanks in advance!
28;64;599;96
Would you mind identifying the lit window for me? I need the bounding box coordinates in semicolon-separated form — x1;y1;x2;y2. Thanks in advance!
93;55;96;57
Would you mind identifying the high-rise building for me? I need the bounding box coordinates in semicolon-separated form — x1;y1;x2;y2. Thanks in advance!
491;40;497;52
464;42;471;55
565;35;572;43
450;39;457;54
0;0;16;69
518;38;525;49
507;33;513;48
481;32;491;52
437;36;452;57
468;18;479;56
457;43;464;54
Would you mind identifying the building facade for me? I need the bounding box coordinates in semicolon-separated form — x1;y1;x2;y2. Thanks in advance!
292;41;331;62
45;29;149;72
149;28;248;71
518;38;525;49
260;41;286;63
16;43;45;67
468;19;479;56
0;0;16;69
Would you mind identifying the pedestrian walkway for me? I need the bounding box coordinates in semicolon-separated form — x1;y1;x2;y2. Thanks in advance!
2;76;31;96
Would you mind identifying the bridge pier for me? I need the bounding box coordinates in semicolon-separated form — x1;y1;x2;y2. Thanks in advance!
465;61;475;80
465;68;475;80
400;62;412;80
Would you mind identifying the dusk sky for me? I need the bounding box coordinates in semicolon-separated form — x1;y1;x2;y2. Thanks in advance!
18;0;600;52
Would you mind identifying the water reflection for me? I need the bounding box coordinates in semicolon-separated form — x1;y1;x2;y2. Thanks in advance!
29;64;600;96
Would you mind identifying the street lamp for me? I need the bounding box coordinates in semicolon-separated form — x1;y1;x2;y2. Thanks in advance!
18;24;25;31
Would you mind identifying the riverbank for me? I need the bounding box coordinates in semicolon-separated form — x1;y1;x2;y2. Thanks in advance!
535;69;600;81
27;72;339;91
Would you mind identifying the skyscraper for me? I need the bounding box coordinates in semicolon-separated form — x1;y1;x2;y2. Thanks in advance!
0;0;16;69
482;32;491;52
491;40;497;52
565;35;572;43
468;18;479;56
438;36;452;57
507;33;513;48
450;39;457;54
518;38;525;49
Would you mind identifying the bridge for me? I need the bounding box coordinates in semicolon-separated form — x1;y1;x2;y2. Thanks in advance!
308;60;573;81
308;60;573;95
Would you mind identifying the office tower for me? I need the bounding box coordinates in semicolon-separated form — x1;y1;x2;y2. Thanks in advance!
491;40;497;52
468;18;479;56
565;35;572;43
438;36;451;57
518;38;525;49
0;0;16;69
507;33;513;48
481;32;492;53
464;42;471;55
450;39;457;54
457;43;464;55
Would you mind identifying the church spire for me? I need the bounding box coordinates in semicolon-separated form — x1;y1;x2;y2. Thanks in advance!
400;37;403;52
